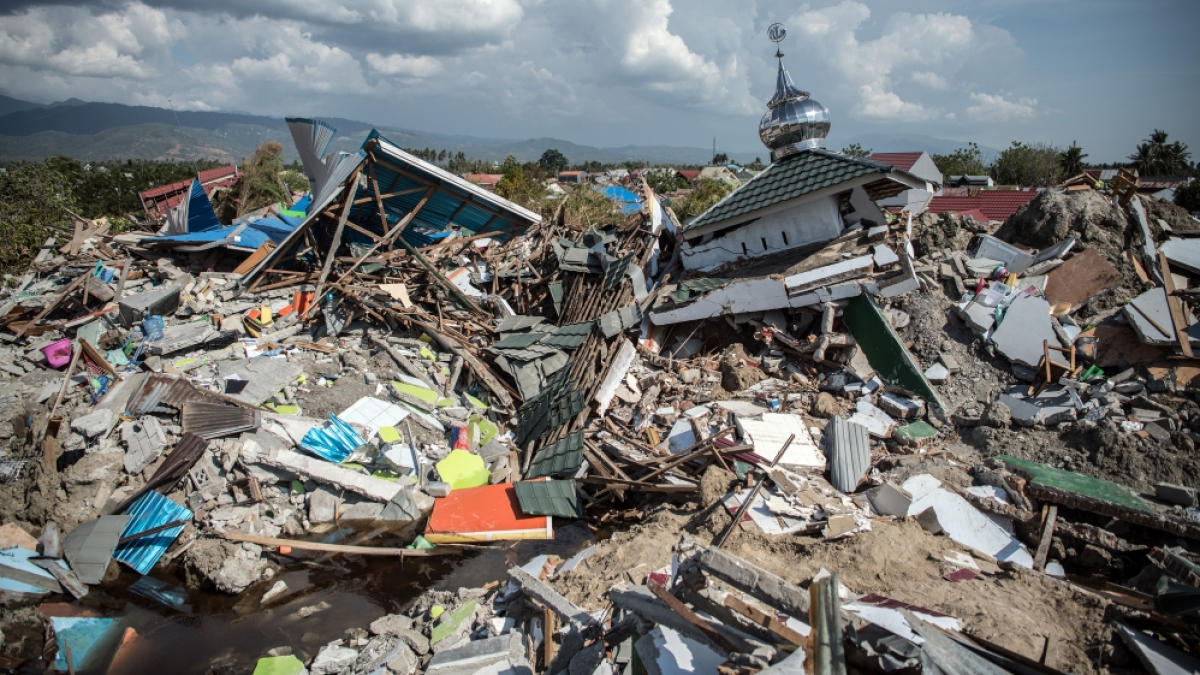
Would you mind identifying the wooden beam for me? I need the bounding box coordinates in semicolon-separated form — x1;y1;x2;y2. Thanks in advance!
219;531;460;557
309;171;362;315
335;170;435;281
350;187;427;205
1160;252;1194;358
1033;504;1058;572
14;274;87;339
723;594;807;647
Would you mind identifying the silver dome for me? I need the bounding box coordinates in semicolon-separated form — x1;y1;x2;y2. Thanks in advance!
759;57;830;160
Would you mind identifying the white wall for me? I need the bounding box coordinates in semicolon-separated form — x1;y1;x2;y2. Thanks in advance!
681;195;841;271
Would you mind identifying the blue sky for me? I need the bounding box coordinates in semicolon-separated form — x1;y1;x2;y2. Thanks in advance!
0;0;1196;163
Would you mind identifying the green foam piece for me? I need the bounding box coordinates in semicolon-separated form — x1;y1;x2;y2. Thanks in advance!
997;455;1152;512
469;415;498;446
895;421;938;440
378;426;402;444
430;600;476;644
253;655;306;675
436;450;490;490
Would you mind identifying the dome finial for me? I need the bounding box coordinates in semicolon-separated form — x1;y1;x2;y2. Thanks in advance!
759;23;830;161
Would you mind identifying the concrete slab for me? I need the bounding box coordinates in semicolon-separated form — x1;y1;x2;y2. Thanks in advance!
990;293;1058;368
121;417;167;474
118;284;180;327
1124;287;1200;346
1155;482;1198;507
256;449;404;504
650;278;790;326
736;413;824;469
924;363;949;384
1162;238;1200;275
996;393;1043;427
877;253;920;298
974;235;1035;274
866;482;912;517
965;258;1004;277
218;358;304;406
784;256;873;295
1044;248;1122;311
873;245;899;268
954;300;996;334
144;322;217;356
850;399;896;438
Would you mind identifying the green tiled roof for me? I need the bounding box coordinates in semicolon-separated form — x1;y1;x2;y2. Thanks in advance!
686;150;895;232
540;322;593;350
514;479;582;518
492;331;549;350
527;431;585;479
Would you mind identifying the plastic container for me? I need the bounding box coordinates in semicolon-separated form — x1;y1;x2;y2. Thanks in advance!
41;338;73;369
142;315;165;342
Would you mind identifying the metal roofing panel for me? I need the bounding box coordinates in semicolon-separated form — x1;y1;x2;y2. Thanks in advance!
487;343;560;361
62;516;131;585
826;416;871;493
496;315;548;333
527;431;586;479
540;321;593;350
686;149;895;232
514;480;582;518
181;401;261;439
114;491;192;575
598;304;643;338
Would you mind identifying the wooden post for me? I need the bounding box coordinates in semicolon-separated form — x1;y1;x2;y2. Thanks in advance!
1160;252;1194;358
1033;504;1058;572
309;170;363;313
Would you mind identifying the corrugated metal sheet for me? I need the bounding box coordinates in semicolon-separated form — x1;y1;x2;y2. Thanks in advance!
827;416;871;493
128;374;251;415
181;401;261;439
110;433;208;515
62;516;131;585
491;332;548;350
514;479;581;518
495;315;547;333
540;322;593;350
114;491;192;575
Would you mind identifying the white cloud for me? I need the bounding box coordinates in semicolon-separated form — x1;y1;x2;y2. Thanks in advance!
911;71;949;90
789;1;1025;123
966;92;1037;122
366;53;443;78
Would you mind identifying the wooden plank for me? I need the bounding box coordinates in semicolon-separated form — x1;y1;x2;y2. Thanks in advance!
219;531;460;557
723;594;807;647
1160;252;1194;358
233;242;276;276
647;581;742;654
14;274;87;339
1033;504;1058;572
309;170;362;310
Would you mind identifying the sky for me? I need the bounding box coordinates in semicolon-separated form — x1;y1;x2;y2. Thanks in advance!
0;0;1197;163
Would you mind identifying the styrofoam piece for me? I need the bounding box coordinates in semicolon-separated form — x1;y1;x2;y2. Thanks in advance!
842;601;960;645
339;397;409;440
736;413;825;469
721;490;811;535
668;419;697;454
903;474;1033;568
850;399;896;438
595;339;637;416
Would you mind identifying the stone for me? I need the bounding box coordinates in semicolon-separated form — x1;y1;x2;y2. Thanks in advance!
386;642;419;675
310;644;357;675
308;487;338;523
261;580;288;604
370;613;415;637
71;409;116;440
982;400;1012;428
1155;482;1198;507
0;523;38;551
395;627;430;656
810;392;838;418
939;353;961;374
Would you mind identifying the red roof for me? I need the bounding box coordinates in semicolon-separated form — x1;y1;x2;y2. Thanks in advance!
927;191;1038;223
197;164;238;184
955;209;992;224
869;152;923;171
678;170;700;181
139;177;193;201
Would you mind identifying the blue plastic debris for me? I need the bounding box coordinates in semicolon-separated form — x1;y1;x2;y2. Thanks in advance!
0;547;59;594
52;617;123;672
299;414;365;463
113;491;192;575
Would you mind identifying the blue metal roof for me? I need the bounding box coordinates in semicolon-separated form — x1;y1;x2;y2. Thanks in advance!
357;131;542;249
114;491;192;575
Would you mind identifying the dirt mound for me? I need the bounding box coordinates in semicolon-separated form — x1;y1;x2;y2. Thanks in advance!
1142;194;1200;234
910;211;976;259
996;190;1130;252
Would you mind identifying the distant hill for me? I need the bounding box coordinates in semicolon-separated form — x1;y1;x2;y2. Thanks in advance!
0;95;986;167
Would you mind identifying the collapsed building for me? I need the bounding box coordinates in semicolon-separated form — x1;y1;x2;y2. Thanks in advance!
2;28;1200;675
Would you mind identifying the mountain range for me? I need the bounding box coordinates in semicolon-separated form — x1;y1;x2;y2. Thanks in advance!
0;95;990;166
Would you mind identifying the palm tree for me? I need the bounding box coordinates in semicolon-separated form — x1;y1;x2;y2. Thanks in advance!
1129;130;1192;176
1060;142;1088;176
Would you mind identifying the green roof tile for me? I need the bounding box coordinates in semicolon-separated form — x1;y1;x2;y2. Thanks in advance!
514;479;582;518
686;150;895;232
527;431;585;479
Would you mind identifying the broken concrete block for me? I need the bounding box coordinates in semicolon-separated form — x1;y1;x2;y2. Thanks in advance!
310;644;357;675
954;300;996;334
1156;482;1197;507
121;417;167;474
939;353;961;374
873;245;899;269
426;634;513;673
379;485;434;522
1124;287;1200;346
974;235;1034;274
117;284;180;327
256;449;401;503
850;399;896;438
308;487;338;523
991;294;1059;368
924;363;949;384
877;253;920;298
878;392;925;420
996;394;1042;427
509;566;595;626
71;409;116;440
144;321;218;356
784;256;874;295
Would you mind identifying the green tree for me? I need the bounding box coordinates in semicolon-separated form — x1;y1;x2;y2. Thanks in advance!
645;170;687;194
496;155;545;207
1176;179;1200;213
1060;142;1088;176
0;161;78;276
712;152;730;165
1129;130;1192;176
932;142;988;177
991;141;1063;186
538;149;569;174
673;178;733;221
841;143;872;159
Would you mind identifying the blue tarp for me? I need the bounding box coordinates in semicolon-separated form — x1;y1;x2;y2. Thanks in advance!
597;185;643;215
146;197;309;251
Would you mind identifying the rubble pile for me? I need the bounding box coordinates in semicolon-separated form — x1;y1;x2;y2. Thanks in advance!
2;111;1200;673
